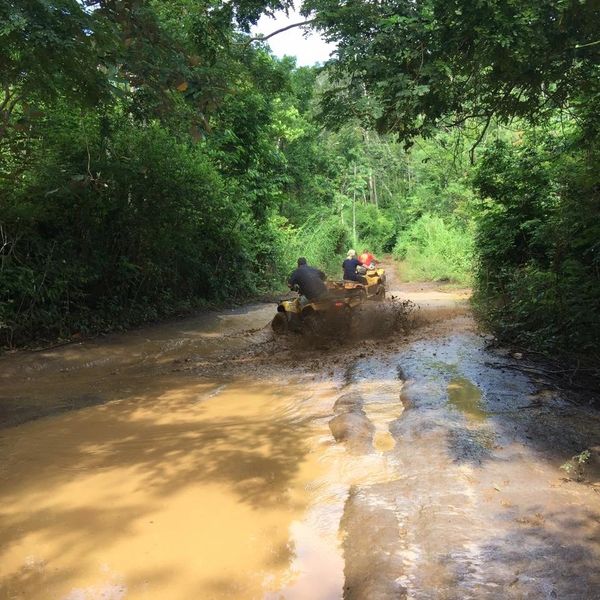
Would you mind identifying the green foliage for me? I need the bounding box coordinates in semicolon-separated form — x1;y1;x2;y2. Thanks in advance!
0;0;295;141
12;0;595;356
393;215;474;284
354;204;396;254
0;110;280;344
0;0;114;110
303;0;600;360
281;211;352;279
2;0;343;347
0;19;359;346
561;450;592;482
307;0;600;140
398;133;478;223
472;125;600;359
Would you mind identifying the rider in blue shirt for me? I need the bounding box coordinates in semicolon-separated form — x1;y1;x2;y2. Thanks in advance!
342;249;363;282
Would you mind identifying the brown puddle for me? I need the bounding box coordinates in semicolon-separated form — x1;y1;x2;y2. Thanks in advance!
0;321;411;600
0;304;355;600
3;290;600;599
0;377;349;599
447;377;487;422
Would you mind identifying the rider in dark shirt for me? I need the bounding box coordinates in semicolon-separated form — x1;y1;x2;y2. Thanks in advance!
288;257;327;301
342;249;363;282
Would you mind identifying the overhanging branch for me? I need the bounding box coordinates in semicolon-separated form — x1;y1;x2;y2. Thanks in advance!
574;39;600;49
469;113;492;164
246;19;316;45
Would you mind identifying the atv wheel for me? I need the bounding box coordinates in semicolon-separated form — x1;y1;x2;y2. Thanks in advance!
271;312;289;335
374;286;386;302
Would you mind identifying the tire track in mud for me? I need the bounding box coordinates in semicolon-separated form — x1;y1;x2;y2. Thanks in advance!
328;344;502;599
327;360;408;599
327;322;600;600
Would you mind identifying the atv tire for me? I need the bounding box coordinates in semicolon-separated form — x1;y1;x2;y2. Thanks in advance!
271;312;289;335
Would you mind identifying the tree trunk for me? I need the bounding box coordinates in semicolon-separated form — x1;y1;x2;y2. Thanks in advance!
353;164;357;245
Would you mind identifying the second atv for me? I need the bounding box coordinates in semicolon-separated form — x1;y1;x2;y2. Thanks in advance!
340;266;386;301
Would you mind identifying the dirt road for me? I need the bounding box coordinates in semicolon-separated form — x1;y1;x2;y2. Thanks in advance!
1;268;599;599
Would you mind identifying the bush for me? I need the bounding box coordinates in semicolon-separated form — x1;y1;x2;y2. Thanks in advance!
0;112;275;345
472;135;600;359
280;210;352;280
354;204;397;254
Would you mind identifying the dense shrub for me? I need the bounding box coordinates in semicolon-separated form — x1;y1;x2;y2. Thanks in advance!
0;114;278;345
472;134;600;359
281;211;352;279
354;204;397;254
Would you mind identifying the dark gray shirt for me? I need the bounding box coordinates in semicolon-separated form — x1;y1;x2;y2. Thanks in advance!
288;265;327;300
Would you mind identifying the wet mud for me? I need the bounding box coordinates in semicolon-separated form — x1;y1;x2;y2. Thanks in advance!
1;273;599;599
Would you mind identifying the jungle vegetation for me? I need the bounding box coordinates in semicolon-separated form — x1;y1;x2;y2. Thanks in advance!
1;0;598;362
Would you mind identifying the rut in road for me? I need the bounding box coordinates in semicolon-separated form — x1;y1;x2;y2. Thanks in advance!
332;320;600;599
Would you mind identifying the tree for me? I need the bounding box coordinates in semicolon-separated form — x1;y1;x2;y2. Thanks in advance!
305;0;600;140
0;0;114;139
0;0;295;139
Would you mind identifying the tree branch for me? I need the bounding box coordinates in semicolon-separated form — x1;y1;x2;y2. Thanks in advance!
0;85;13;113
0;89;23;139
246;19;316;45
469;113;492;164
574;39;600;49
443;112;489;128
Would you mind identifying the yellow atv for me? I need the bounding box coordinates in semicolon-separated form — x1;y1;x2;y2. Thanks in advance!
271;284;365;335
341;266;386;301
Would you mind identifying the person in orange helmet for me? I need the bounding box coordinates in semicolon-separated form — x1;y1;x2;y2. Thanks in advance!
359;249;378;269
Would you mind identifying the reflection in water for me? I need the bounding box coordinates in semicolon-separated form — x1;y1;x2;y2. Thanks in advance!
0;377;347;600
373;430;396;453
447;377;487;422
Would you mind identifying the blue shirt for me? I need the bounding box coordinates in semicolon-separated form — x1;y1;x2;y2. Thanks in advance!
342;258;361;280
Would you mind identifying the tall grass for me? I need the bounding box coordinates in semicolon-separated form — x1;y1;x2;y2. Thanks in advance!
278;211;352;283
393;214;473;284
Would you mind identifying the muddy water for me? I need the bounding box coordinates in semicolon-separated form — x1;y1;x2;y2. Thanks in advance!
0;302;405;599
0;304;276;428
2;290;600;599
0;378;348;599
447;377;487;422
341;326;600;599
